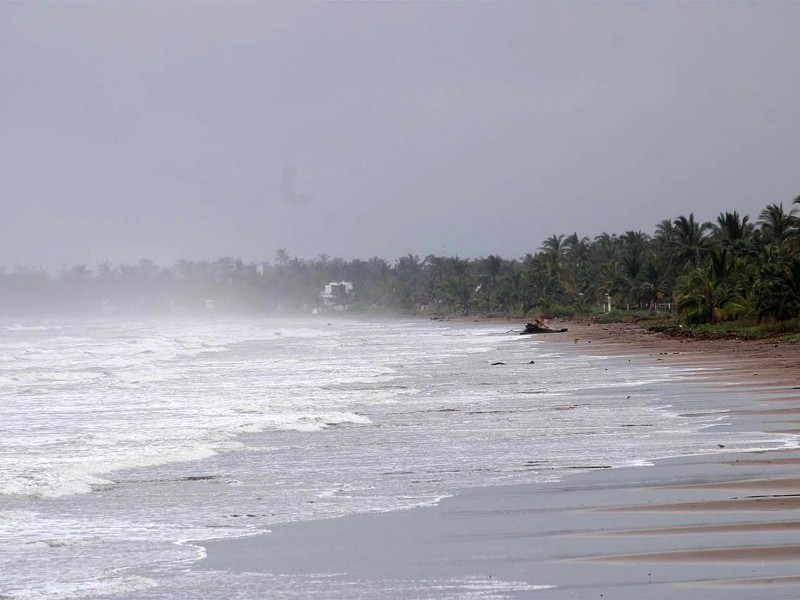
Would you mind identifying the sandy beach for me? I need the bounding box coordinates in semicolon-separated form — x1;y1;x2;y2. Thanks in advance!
198;323;800;598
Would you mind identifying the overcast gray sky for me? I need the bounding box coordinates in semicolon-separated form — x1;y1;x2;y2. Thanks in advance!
2;1;799;270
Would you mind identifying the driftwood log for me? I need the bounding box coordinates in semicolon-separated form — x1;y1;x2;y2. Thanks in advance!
520;320;568;335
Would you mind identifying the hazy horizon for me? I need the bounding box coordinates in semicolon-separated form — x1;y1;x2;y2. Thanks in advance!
3;2;799;271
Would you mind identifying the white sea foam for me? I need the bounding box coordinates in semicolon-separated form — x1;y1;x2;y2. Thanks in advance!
0;316;791;599
6;575;158;600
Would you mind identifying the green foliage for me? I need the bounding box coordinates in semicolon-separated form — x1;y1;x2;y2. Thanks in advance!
689;323;763;340
3;196;800;336
591;310;635;324
673;244;758;325
754;253;800;324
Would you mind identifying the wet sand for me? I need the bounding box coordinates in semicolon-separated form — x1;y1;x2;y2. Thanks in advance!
197;323;800;598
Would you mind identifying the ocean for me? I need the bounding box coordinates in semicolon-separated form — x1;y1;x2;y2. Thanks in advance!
0;316;792;598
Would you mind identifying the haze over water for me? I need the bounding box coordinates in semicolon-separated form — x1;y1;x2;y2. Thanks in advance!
3;2;800;598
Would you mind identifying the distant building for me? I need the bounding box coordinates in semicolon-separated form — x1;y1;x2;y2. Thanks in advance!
320;281;353;311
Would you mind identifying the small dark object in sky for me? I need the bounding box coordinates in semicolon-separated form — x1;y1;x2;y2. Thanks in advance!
279;163;311;206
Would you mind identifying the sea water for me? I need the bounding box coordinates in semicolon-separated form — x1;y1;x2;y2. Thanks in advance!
0;316;792;598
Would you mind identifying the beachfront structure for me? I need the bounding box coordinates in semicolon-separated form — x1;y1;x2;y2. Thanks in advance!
320;281;353;311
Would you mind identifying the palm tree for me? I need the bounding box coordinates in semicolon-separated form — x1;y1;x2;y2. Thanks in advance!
593;232;619;262
564;233;591;262
367;257;390;278
754;254;800;325
423;254;446;303
396;254;422;281
395;254;424;310
671;213;713;272
621;230;649;285
758;203;797;246
275;248;290;267
496;269;524;316
563;233;591;298
674;248;745;325
638;258;670;313
523;265;560;316
539;234;567;277
713;211;754;254
654;219;675;247
483;254;503;288
473;254;505;310
441;256;475;314
596;261;629;304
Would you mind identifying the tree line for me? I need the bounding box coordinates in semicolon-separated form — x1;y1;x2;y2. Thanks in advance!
2;198;798;326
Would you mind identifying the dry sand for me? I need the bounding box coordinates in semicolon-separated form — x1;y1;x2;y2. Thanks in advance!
198;322;800;598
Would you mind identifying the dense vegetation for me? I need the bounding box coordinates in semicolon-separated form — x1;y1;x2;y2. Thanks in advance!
2;198;799;333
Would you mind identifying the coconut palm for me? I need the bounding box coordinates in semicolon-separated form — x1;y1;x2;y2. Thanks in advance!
596;261;629;305
638;258;670;313
523;266;561;316
539;234;567;277
758;203;797;246
483;254;504;288
621;230;650;284
653;219;675;248
712;211;755;255
496;269;524;316
674;248;745;325
670;213;713;272
754;254;800;325
593;232;619;262
395;254;425;310
441;256;475;314
275;248;290;267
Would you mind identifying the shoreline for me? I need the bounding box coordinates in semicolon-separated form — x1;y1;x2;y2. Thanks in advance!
196;322;800;598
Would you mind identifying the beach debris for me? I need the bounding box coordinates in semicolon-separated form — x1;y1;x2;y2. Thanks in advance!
520;319;568;335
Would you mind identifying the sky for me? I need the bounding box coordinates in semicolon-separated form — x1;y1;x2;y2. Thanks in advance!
2;1;800;271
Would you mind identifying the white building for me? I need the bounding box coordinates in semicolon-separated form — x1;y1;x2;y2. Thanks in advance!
320;281;353;310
